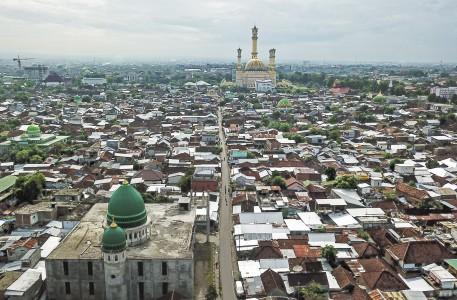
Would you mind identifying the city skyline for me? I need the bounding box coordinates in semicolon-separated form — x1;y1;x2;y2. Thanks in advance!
1;0;457;63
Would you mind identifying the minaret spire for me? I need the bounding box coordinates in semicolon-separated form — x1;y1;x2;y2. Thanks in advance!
251;25;258;59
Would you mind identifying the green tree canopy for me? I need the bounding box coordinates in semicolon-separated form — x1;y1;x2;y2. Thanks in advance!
324;167;336;181
299;281;326;300
15;173;45;204
321;245;337;266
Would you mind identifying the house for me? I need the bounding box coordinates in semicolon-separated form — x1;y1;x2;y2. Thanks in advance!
4;269;43;300
284;177;306;191
0;175;17;207
53;189;82;202
287;272;329;294
232;173;256;187
133;169;165;184
385;240;455;273
168;172;185;186
396;182;430;206
260;269;287;297
294;168;321;182
314;198;347;213
306;135;325;145
14;202;57;226
423;264;457;298
395;163;415;176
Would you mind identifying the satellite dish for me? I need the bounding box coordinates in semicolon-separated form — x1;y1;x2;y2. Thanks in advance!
292;265;303;272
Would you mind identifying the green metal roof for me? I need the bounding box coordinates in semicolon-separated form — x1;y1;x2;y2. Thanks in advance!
444;259;457;270
107;182;147;229
0;176;17;194
231;150;248;159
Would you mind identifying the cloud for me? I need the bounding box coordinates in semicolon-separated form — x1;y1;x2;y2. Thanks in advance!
0;0;456;62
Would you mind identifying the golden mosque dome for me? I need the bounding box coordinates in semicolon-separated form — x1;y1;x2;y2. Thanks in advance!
245;58;267;71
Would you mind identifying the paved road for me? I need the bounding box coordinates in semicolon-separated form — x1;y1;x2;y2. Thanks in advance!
217;107;237;300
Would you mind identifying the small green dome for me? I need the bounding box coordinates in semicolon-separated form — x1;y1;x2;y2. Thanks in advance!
102;222;126;252
373;92;386;103
26;124;41;137
107;182;147;228
277;98;291;108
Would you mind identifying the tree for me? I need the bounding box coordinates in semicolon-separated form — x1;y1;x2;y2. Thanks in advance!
324;167;336;181
334;175;358;189
389;158;403;171
29;154;43;163
15;149;30;163
270;176;286;189
15;173;45;203
246;152;256;159
321;245;337;266
81;95;92;102
178;175;192;194
357;230;370;241
327;129;341;142
205;285;218;300
299;281;326;300
284;133;305;143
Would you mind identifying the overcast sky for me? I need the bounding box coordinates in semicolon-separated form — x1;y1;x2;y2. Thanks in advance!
1;0;456;63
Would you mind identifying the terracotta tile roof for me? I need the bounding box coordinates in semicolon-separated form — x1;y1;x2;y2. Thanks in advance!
306;184;326;193
252;241;283;260
275;237;308;249
386;240;455;265
335;233;350;244
366;228;394;250
352;242;380;258
332;266;355;290
293;245;321;258
350;286;370;300
358;258;395;273
361;270;408;291
396;182;429;200
371;200;397;212
260;269;287;296
288;257;319;271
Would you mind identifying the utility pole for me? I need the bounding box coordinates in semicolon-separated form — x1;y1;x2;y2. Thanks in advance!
206;190;210;243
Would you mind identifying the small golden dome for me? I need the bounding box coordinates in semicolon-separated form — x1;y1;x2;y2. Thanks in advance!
245;58;266;71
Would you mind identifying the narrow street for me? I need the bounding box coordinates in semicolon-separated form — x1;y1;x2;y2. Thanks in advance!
217;107;237;300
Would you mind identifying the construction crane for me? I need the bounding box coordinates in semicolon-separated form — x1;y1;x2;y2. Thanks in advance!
13;55;35;69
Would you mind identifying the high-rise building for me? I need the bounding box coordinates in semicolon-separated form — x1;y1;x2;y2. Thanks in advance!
23;65;49;82
235;26;277;89
46;183;195;300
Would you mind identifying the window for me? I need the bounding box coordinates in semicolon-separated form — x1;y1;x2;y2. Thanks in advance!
138;262;143;276
63;261;69;276
89;282;94;295
134;232;137;239
65;282;71;295
162;282;168;295
88;261;93;276
161;261;168;276
115;255;118;261
138;282;144;300
111;275;116;279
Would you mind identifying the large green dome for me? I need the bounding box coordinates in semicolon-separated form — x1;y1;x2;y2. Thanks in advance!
107;182;147;228
26;124;41;137
102;222;126;252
